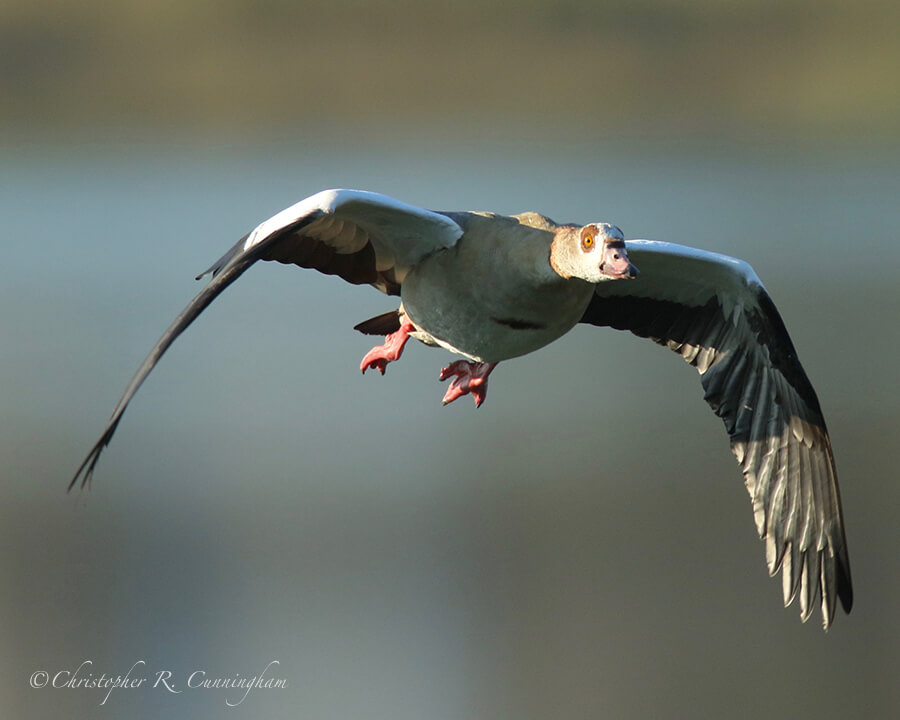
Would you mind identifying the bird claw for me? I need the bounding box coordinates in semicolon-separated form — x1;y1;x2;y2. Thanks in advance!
439;360;496;407
360;321;413;374
360;356;388;375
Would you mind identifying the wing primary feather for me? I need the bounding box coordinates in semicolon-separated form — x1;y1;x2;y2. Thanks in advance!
820;550;837;629
800;550;818;622
751;370;776;535
196;233;250;280
720;352;752;437
766;441;788;577
783;540;803;606
781;392;803;544
70;242;265;490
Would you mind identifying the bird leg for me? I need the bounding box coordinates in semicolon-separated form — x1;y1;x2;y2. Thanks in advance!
439;360;497;407
360;319;414;374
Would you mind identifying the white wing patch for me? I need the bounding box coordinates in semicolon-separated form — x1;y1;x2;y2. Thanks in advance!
622;239;763;320
244;188;463;264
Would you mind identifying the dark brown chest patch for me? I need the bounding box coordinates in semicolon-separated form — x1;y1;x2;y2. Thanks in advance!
490;316;546;330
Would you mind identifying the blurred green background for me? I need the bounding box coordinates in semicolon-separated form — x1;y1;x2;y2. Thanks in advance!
3;0;900;142
2;1;898;719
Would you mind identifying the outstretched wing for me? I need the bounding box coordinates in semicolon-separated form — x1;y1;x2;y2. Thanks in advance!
580;239;852;629
70;189;463;489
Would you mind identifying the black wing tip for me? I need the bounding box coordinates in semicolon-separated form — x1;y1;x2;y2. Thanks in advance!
69;233;262;495
68;419;121;492
836;557;854;615
68;452;99;492
195;232;251;282
68;468;93;493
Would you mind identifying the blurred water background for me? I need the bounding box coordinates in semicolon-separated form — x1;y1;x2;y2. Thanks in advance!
2;2;899;718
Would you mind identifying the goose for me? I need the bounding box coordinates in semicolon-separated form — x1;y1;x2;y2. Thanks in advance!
70;188;852;629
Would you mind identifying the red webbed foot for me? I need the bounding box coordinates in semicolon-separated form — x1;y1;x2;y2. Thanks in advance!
439;360;497;407
360;320;414;375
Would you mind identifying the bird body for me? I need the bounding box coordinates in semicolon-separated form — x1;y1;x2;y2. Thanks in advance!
402;211;594;362
71;188;852;629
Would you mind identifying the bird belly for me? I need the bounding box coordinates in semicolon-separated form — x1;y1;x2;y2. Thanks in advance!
404;315;571;363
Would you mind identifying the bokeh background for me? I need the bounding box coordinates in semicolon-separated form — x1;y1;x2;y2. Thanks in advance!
3;1;898;718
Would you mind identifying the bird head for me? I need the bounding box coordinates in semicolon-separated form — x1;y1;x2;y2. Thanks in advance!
550;222;639;283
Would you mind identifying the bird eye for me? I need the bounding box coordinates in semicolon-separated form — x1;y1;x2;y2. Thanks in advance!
582;235;594;250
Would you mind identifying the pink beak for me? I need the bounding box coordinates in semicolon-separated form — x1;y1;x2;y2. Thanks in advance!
599;241;639;279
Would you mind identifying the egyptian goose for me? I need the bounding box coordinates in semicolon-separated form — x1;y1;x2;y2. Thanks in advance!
70;189;852;628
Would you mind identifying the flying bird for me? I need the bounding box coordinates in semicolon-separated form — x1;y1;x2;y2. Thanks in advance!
71;188;852;628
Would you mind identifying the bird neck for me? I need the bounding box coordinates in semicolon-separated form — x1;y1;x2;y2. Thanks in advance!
549;226;581;279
